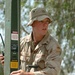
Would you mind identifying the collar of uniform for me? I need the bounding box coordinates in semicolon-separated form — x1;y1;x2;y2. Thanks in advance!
25;31;50;43
25;31;51;51
37;31;50;45
34;31;51;50
26;31;50;46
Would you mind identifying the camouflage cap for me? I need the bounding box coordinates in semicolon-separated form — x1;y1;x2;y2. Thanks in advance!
27;7;52;26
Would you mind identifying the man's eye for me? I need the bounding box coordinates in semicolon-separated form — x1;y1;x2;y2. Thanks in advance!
40;20;50;24
47;21;50;23
40;21;43;23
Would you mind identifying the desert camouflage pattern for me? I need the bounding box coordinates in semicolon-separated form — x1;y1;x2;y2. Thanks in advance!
20;31;62;75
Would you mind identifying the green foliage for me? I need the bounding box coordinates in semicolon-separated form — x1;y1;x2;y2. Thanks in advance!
21;0;27;7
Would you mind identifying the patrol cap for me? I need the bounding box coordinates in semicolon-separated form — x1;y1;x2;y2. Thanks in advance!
27;7;52;26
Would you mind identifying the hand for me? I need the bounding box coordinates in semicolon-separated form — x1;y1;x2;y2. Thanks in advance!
0;54;4;65
10;69;34;75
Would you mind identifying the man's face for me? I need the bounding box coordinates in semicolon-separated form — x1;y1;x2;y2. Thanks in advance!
32;18;50;36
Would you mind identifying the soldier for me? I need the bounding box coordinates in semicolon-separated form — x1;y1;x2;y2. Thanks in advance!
0;7;62;75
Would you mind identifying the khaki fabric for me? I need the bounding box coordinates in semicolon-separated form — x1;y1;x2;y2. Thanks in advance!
27;7;52;26
20;31;62;75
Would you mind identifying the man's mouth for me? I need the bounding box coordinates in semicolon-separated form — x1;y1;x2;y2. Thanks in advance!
42;28;46;30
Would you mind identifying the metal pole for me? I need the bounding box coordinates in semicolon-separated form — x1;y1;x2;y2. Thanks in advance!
4;0;20;75
4;0;11;74
10;0;20;72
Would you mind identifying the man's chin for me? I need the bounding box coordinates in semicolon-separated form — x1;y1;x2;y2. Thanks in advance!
41;32;47;36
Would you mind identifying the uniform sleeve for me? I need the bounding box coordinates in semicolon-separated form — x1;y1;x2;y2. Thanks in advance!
33;42;62;75
20;37;26;70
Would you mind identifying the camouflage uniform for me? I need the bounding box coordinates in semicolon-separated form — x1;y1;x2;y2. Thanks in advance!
20;31;62;75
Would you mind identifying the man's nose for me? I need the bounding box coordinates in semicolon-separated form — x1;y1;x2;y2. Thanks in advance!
43;22;48;27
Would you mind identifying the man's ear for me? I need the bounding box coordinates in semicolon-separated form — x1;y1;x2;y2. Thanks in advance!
32;20;37;27
31;23;34;27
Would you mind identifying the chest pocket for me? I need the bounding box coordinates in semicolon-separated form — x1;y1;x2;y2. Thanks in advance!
25;42;33;64
33;45;48;70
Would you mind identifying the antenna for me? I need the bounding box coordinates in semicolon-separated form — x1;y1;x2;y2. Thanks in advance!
0;33;5;48
0;33;5;55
